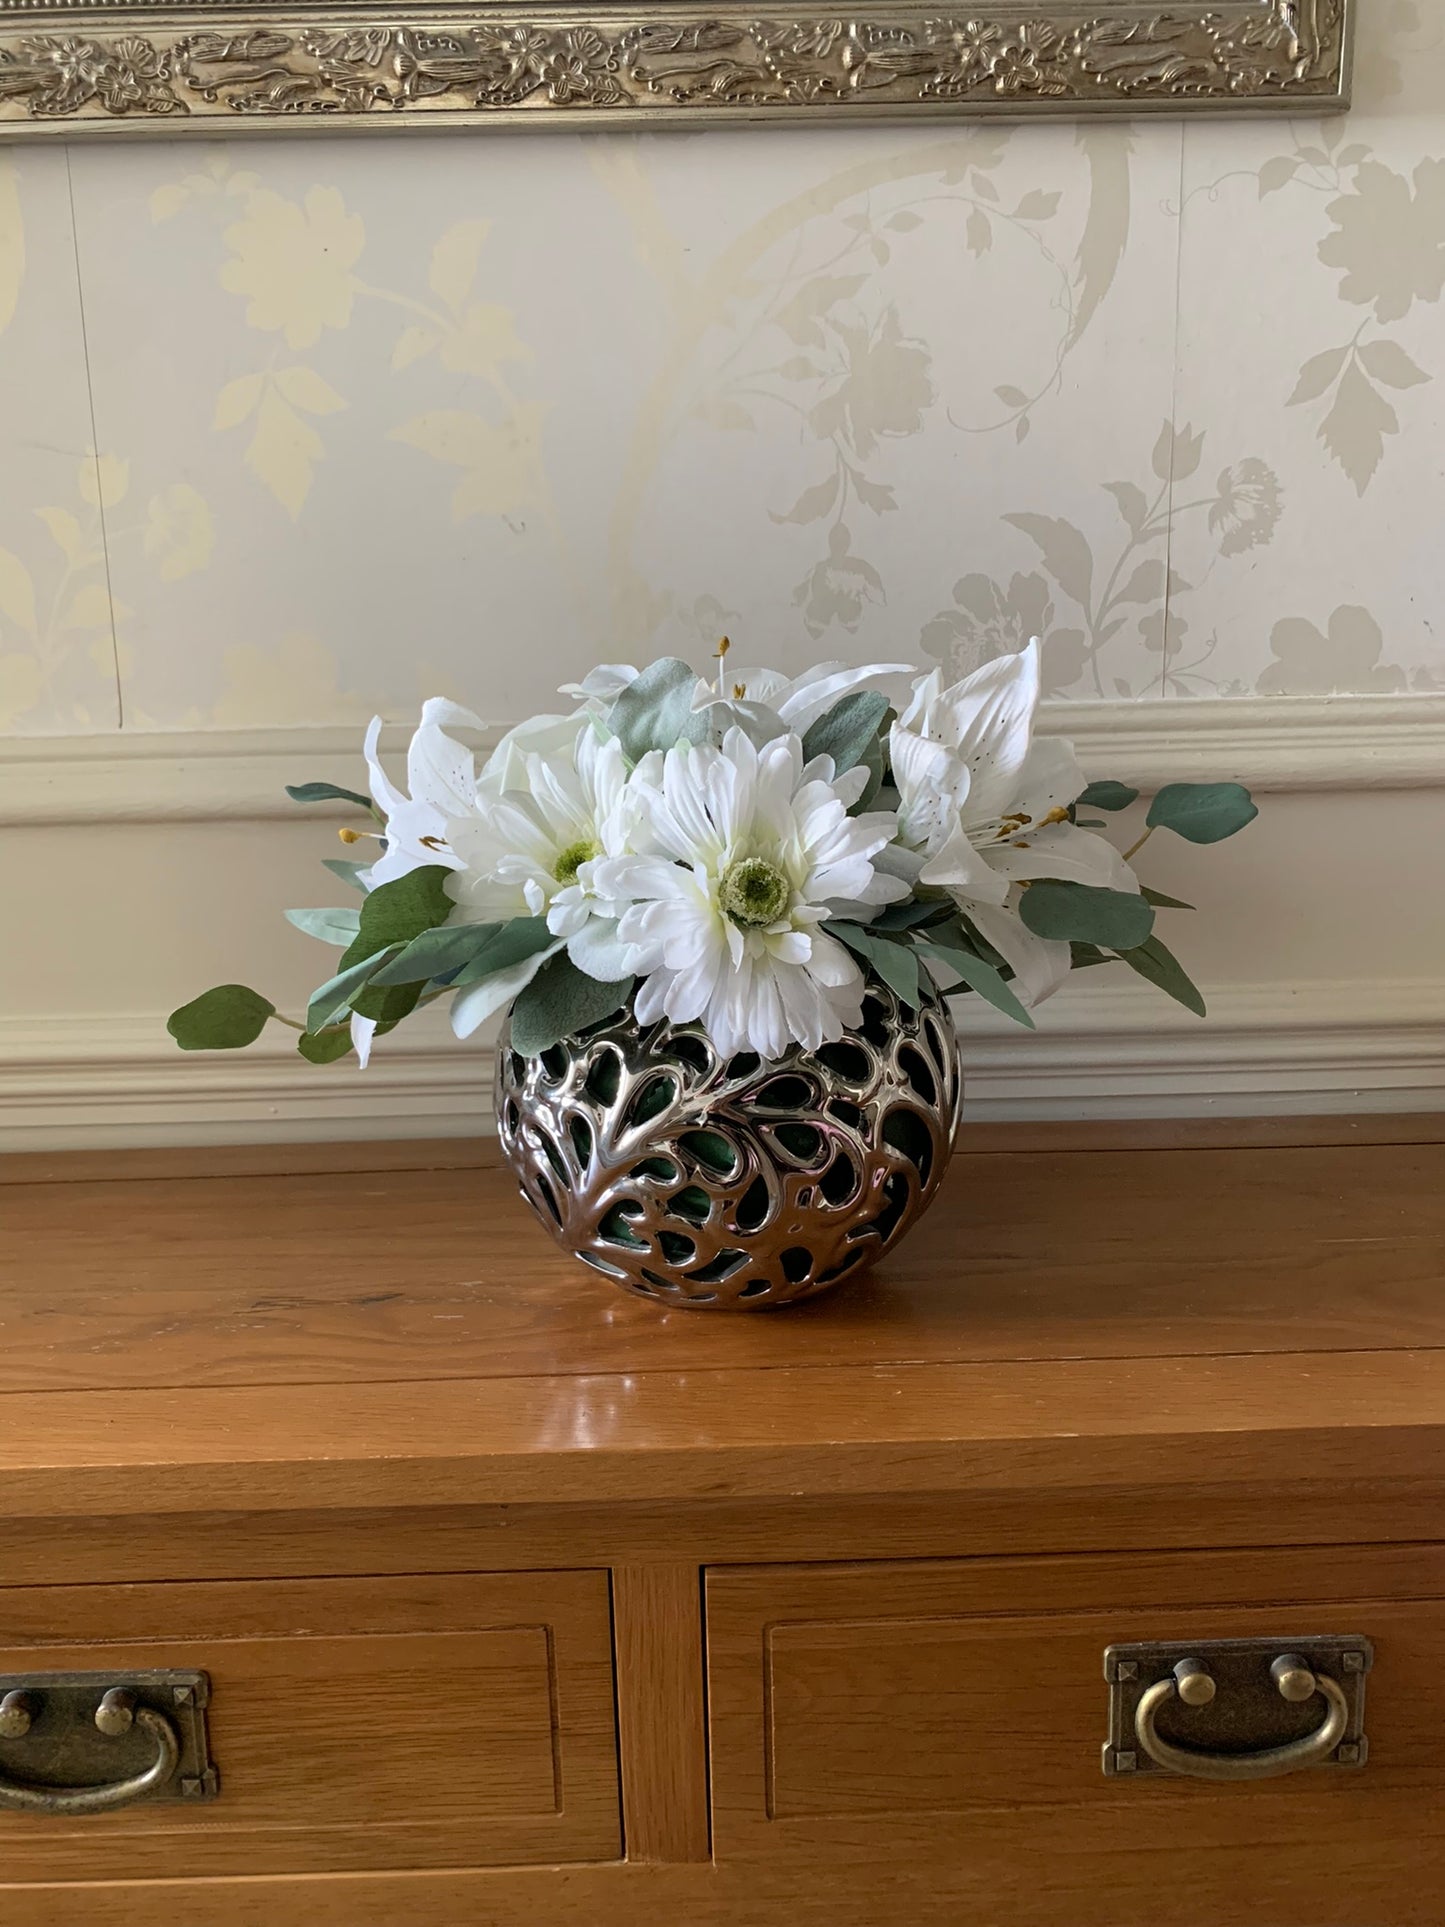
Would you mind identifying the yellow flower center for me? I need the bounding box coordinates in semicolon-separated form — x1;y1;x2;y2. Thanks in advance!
720;856;789;927
553;838;599;886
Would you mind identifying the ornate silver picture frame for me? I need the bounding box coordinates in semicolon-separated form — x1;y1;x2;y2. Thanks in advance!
0;0;1352;135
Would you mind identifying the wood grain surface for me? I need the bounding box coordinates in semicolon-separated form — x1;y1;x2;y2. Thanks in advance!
0;1570;619;1882
612;1565;710;1862
2;1124;1445;1517
5;1128;1444;1394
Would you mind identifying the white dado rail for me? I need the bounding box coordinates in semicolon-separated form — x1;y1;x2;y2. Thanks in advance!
3;694;1444;827
3;693;1443;1149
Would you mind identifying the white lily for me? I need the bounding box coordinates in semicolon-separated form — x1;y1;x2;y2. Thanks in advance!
361;700;480;887
890;640;1139;1006
721;659;916;736
589;728;905;1060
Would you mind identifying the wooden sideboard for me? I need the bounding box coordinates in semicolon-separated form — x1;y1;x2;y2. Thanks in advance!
4;1116;1445;1926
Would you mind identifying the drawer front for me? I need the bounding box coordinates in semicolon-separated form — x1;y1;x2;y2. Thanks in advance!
0;1570;619;1880
706;1545;1445;1870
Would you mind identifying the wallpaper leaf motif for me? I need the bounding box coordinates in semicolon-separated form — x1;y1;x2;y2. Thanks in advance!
596;126;1131;651
1209;112;1443;498
924;422;1284;699
0;446;209;728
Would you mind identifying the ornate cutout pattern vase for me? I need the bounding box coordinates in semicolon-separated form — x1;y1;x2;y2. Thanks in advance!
495;976;962;1310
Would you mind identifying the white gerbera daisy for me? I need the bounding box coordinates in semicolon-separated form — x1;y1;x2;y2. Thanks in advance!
590;728;905;1061
363;703;638;1038
890;638;1139;1005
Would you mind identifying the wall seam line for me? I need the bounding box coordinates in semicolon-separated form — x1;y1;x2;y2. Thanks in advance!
1160;122;1188;701
63;150;124;731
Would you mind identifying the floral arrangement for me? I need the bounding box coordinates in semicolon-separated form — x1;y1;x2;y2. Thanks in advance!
168;641;1257;1067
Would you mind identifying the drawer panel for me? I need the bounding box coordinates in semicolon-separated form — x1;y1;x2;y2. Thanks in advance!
0;1570;619;1880
706;1545;1445;1868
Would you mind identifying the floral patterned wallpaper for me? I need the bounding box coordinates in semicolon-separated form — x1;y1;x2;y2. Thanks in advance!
0;0;1441;734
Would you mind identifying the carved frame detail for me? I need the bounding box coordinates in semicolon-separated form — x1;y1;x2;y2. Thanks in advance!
0;1;1353;134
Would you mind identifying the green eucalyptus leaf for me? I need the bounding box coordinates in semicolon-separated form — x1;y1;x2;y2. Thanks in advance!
1118;934;1207;1016
168;984;275;1051
1146;781;1258;844
848;727;887;813
285;906;363;946
322;858;369;893
447;916;560;988
608;657;701;763
829;921;921;1009
371;919;508;987
1019;879;1154;951
306;944;404;1033
351;979;422;1025
918;939;1034;1030
871;898;949;933
1069;941;1115;970
1140;885;1195;911
285;781;373;811
297;1027;354;1064
1076;780;1139;811
802;689;889;776
508;953;632;1056
353;864;454;954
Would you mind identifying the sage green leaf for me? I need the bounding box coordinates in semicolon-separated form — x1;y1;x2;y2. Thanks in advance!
370;919;505;987
285;906;363;946
508;953;632;1055
1019;879;1155;950
168;984;274;1051
353;864;453;954
829;921;921;1009
447;916;559;988
1076;779;1139;811
918;940;1034;1029
297;1027;354;1064
608;657;701;763
1146;782;1258;844
306;944;403;1033
848;726;886;813
872;898;949;933
285;780;373;811
1118;934;1207;1017
1140;885;1195;911
1069;941;1115;970
352;979;422;1026
322;858;368;892
802;689;889;775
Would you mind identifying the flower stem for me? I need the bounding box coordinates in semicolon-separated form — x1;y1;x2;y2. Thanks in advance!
1123;826;1154;862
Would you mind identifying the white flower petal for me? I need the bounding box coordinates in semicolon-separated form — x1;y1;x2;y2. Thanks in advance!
567;918;641;983
451;940;563;1040
919;823;1011;906
989;822;1140;892
966;901;1071;1008
349;1011;378;1069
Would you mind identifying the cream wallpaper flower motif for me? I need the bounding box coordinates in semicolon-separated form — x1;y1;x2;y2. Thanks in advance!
921;422;1285;698
1258;604;1407;695
0;0;1435;737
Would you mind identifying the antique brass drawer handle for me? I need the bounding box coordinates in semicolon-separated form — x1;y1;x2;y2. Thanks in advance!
1135;1656;1349;1782
1103;1636;1372;1781
0;1689;180;1815
0;1671;217;1815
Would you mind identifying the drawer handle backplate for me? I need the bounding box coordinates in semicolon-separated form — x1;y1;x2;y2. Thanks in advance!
0;1671;217;1816
1103;1636;1372;1782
